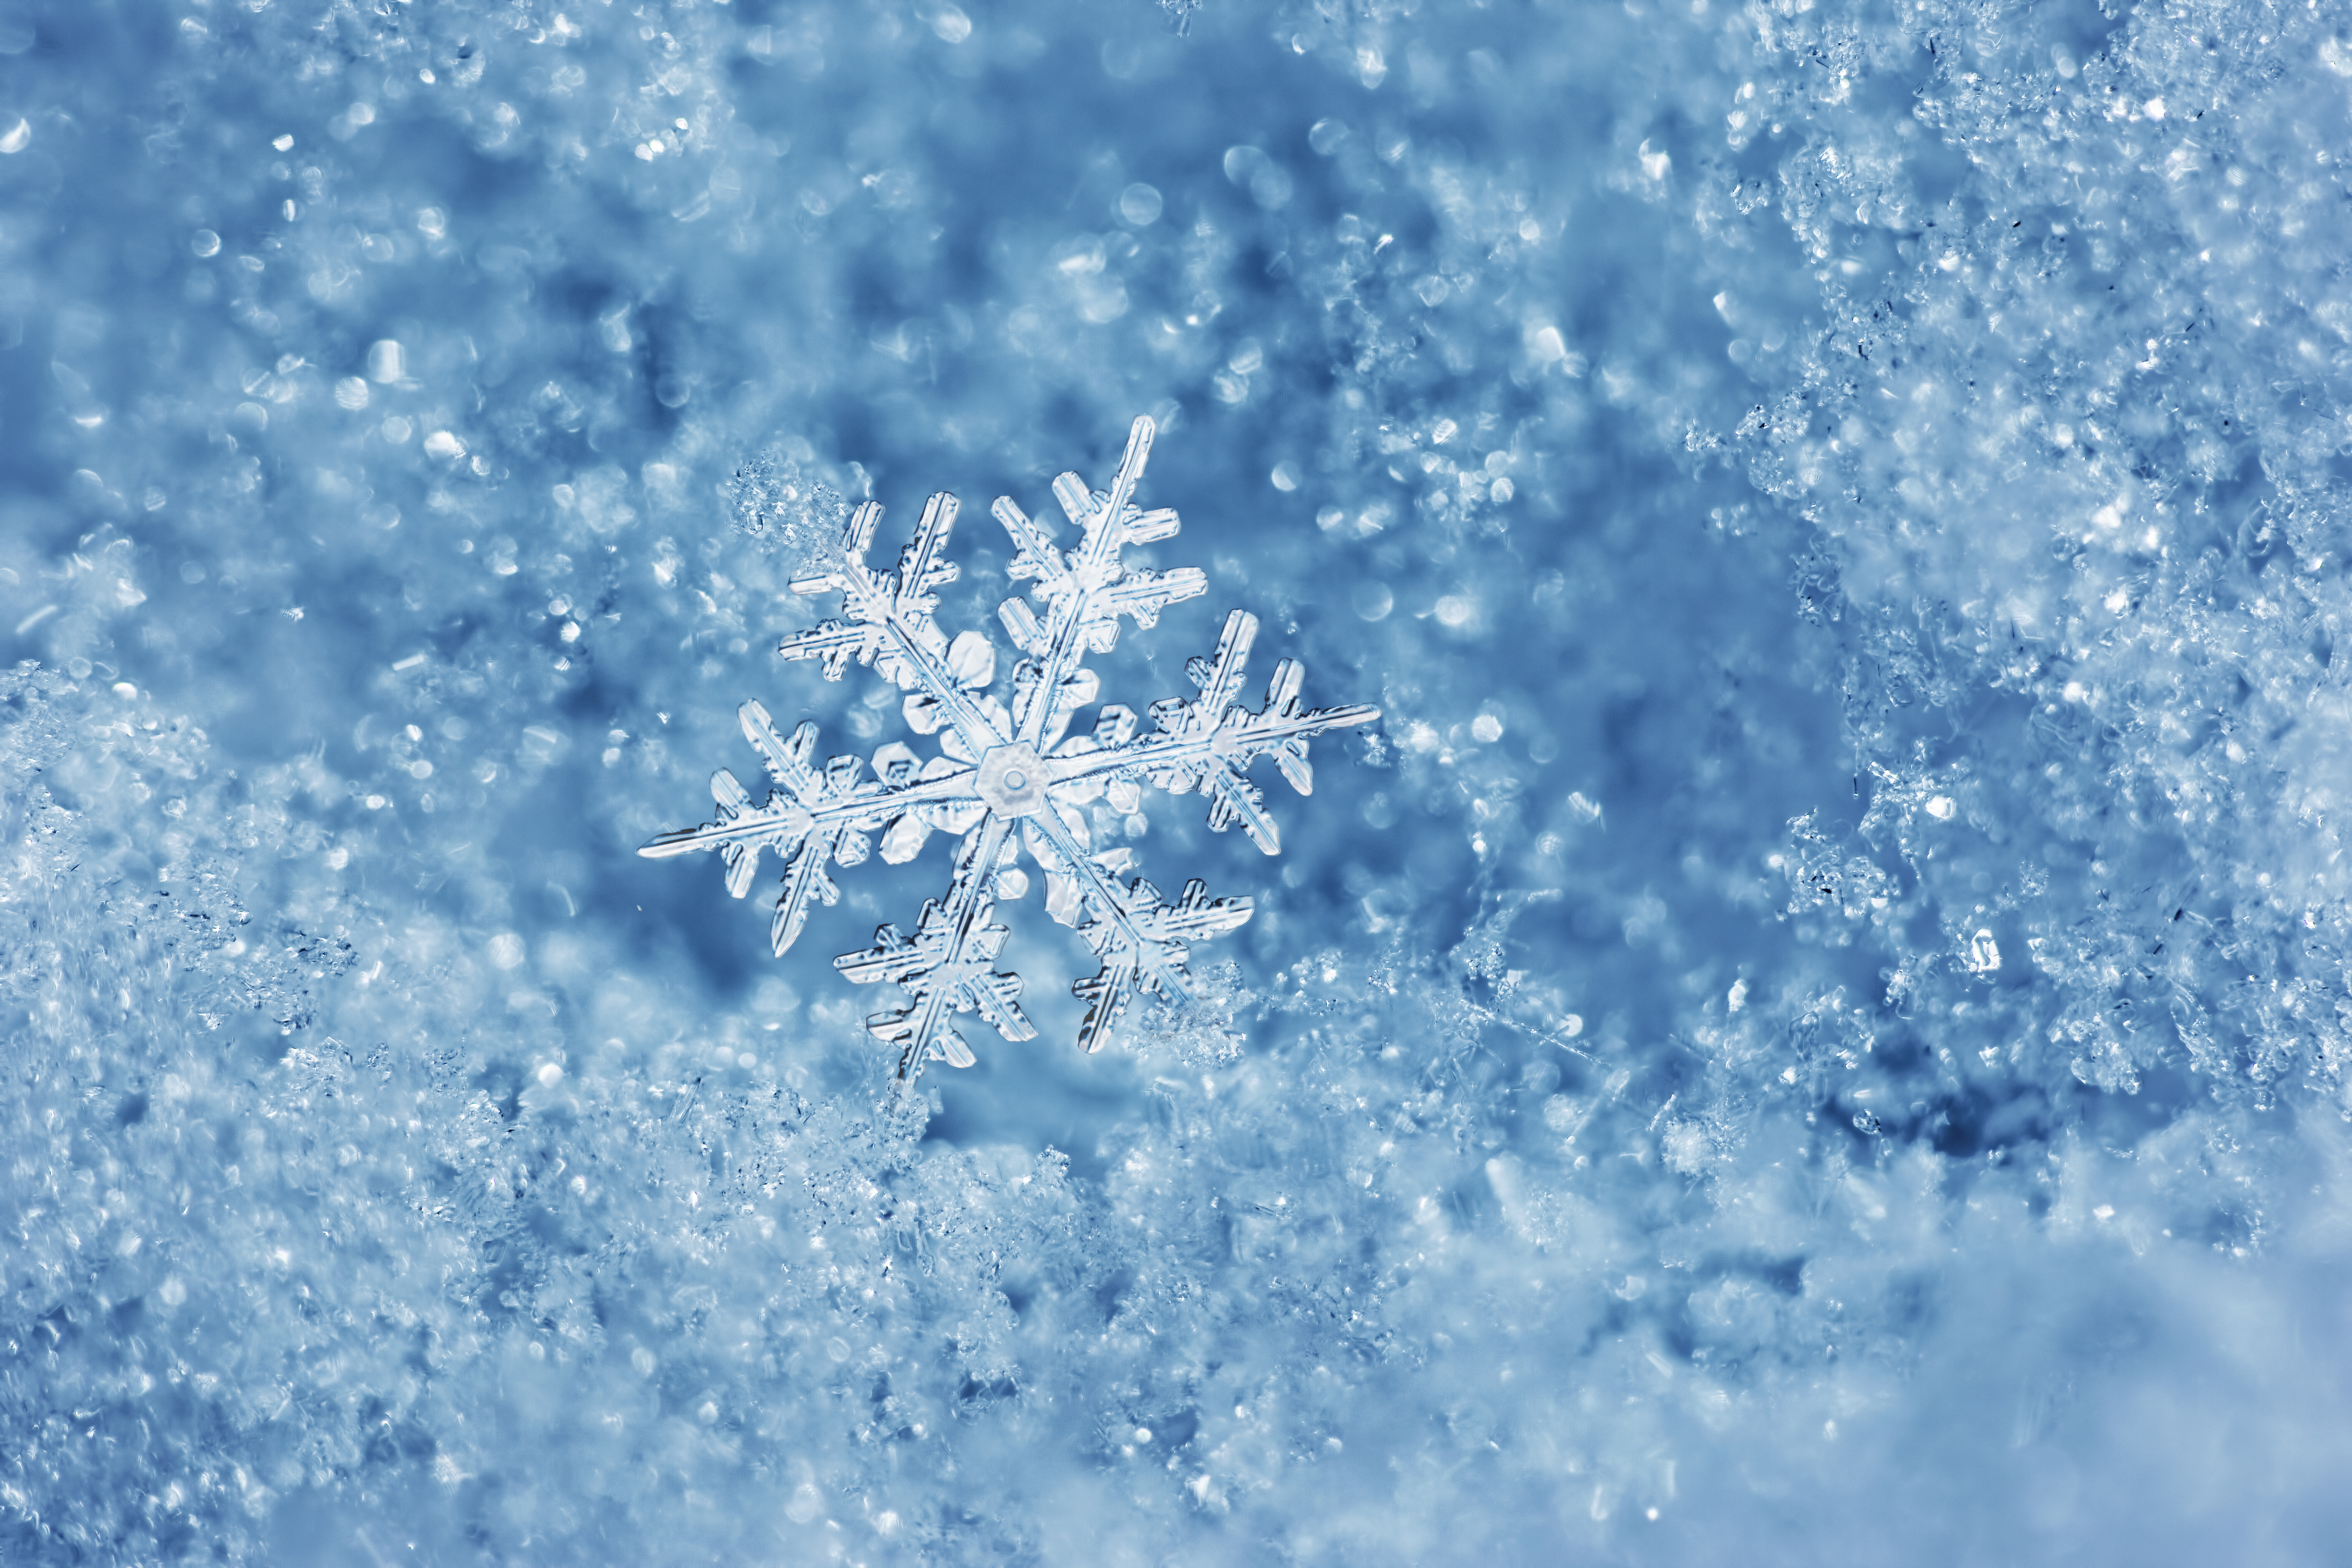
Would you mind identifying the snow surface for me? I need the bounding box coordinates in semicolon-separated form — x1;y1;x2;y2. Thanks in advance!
6;0;2352;1562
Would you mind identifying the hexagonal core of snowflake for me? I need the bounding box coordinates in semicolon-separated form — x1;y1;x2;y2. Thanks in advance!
973;743;1048;817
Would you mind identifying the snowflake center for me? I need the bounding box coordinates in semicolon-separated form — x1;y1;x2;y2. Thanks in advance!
973;742;1049;818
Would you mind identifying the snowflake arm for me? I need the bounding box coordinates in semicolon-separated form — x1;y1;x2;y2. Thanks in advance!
635;699;979;955
993;418;1209;752
834;816;1034;1077
1141;609;1380;854
1016;803;1253;1052
1005;606;1372;1043
1069;877;1253;1052
782;493;1008;760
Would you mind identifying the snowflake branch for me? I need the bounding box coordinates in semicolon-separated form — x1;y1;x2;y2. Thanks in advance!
997;417;1208;750
1138;610;1380;852
1015;805;1251;1051
833;816;1034;1078
636;701;985;954
782;493;1006;760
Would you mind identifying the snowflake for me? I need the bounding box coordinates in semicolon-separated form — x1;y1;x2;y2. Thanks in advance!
642;417;1379;1081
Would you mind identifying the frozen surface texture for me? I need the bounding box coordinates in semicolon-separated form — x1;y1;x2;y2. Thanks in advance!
642;413;1375;1076
6;0;2352;1562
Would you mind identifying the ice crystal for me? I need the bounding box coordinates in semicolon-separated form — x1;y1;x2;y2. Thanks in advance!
726;444;850;560
643;417;1378;1079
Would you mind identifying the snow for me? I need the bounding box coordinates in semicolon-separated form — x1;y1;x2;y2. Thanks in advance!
7;0;2352;1562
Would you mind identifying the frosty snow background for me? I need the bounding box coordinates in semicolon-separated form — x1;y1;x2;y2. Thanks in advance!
6;0;2352;1561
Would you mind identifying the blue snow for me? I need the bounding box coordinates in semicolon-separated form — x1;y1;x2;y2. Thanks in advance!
5;0;2352;1562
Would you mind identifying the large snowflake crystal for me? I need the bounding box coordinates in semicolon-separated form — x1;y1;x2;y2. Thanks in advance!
642;417;1379;1081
